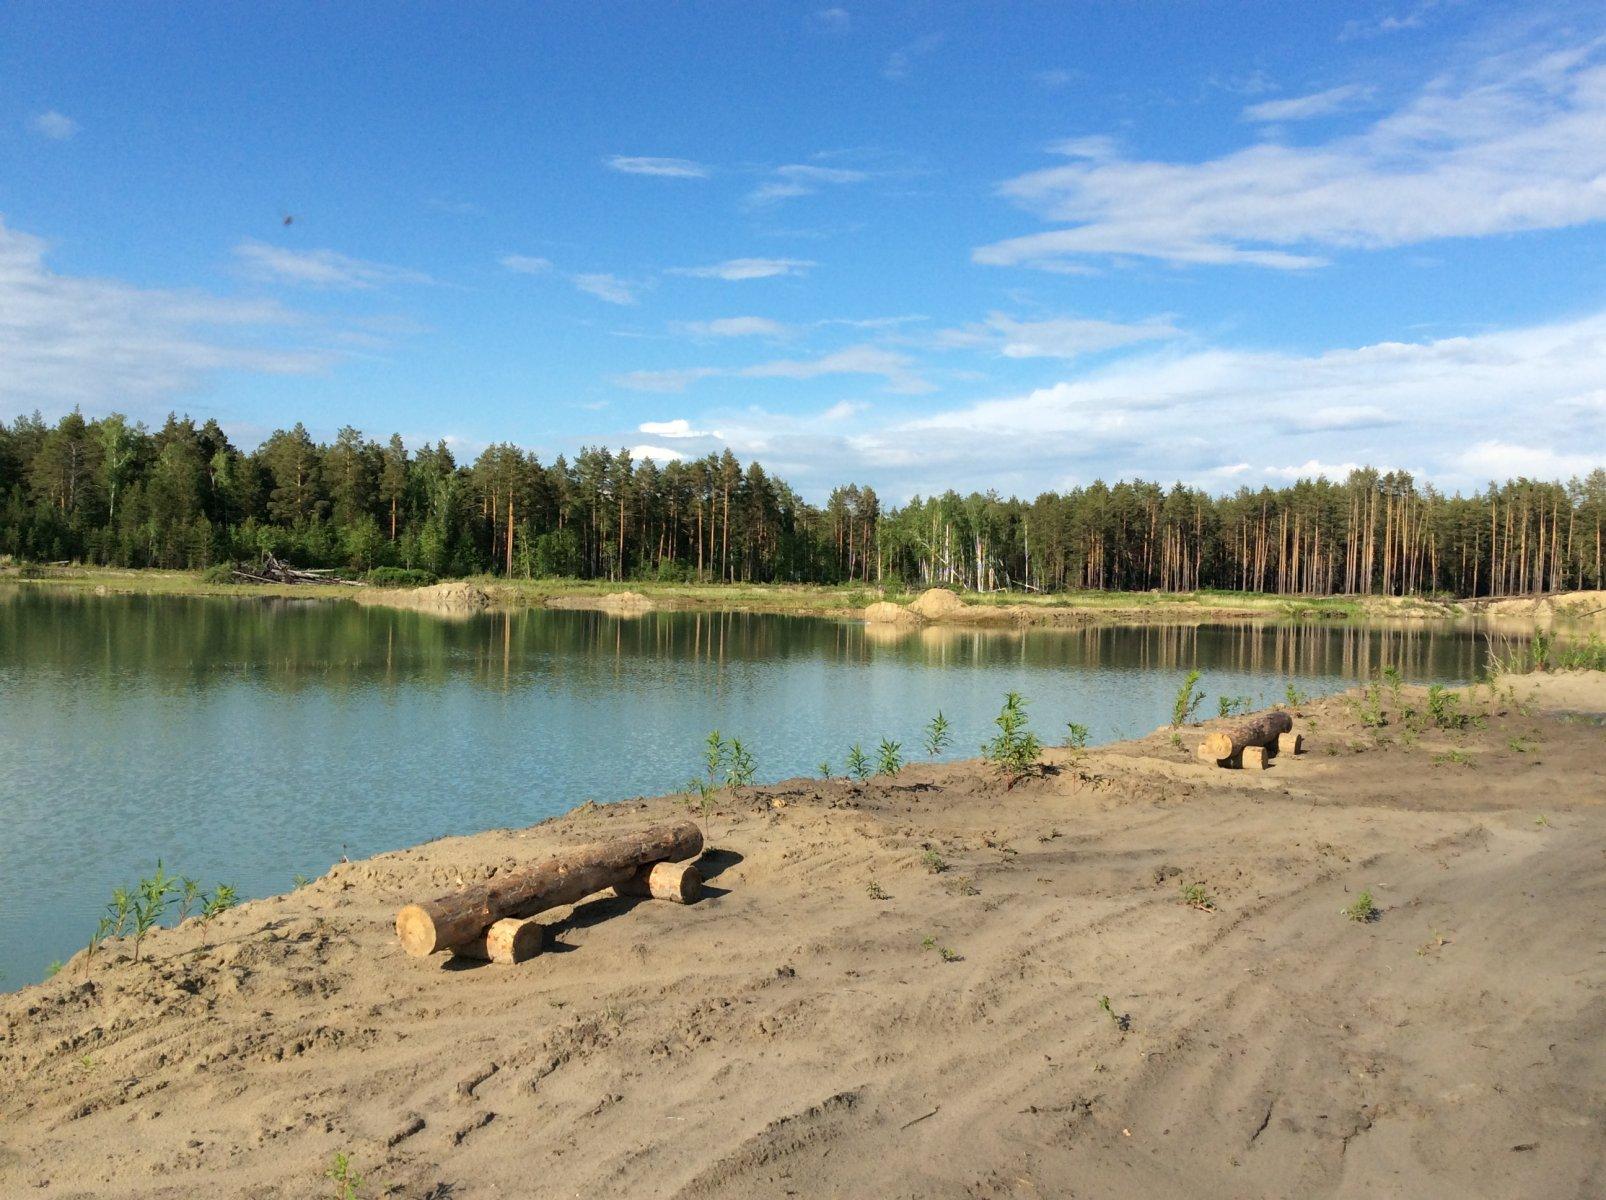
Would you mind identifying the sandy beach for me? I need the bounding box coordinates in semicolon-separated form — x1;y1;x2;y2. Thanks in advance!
3;673;1602;1199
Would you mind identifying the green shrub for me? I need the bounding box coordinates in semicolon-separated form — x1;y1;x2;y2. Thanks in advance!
1171;670;1204;726
983;692;1041;779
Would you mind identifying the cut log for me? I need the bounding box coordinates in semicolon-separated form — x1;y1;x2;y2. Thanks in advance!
614;860;703;904
396;821;703;957
1277;731;1304;756
1242;745;1269;771
1200;711;1294;762
1197;743;1226;765
451;916;545;964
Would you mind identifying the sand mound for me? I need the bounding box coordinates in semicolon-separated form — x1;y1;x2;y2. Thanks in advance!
5;688;1605;1198
862;600;918;624
355;581;492;617
545;591;656;616
908;587;965;618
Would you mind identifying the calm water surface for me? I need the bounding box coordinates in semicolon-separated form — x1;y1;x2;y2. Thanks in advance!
0;588;1504;983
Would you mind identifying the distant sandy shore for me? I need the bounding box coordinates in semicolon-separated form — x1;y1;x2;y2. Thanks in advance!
19;566;1606;633
4;673;1602;1198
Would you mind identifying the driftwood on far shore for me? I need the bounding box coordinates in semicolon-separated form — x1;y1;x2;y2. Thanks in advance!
231;553;365;587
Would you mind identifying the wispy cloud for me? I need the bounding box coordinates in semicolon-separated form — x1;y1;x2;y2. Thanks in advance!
615;368;721;392
813;7;850;32
670;257;816;281
572;273;641;305
1244;83;1375;122
975;40;1606;270
747;163;871;205
29;110;78;140
935;313;1180;359
674;316;790;338
607;155;710;179
234;240;433;289
743;343;932;393
614;343;931;396
884;33;944;81
0;218;327;416
499;254;553;274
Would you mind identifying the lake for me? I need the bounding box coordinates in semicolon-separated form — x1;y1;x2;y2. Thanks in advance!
0;588;1504;984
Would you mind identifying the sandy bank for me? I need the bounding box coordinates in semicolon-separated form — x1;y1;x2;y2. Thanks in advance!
4;674;1603;1198
543;590;656;616
352;581;493;618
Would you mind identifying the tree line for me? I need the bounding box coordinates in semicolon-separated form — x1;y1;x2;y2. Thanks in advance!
3;409;1602;597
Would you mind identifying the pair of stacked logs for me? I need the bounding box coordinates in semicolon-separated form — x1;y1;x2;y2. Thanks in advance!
395;821;705;965
1198;710;1302;769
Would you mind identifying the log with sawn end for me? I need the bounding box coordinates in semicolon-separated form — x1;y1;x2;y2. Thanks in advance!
396;821;703;957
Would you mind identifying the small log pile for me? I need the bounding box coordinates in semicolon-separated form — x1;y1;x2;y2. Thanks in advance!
1198;710;1297;769
231;553;364;586
396;821;705;965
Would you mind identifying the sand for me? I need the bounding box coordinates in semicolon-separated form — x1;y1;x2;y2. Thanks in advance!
545;590;656;616
3;676;1604;1199
353;581;493;618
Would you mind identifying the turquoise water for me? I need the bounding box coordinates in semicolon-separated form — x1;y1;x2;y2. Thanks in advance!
0;589;1497;985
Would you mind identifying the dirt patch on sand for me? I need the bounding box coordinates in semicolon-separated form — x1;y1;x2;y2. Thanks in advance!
353;581;493;618
4;678;1604;1199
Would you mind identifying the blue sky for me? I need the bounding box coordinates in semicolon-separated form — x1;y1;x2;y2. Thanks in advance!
3;1;1604;500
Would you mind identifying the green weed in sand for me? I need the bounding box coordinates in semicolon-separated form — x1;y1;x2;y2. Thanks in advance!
1342;890;1379;923
846;743;871;783
1172;670;1204;726
876;738;903;777
983;692;1041;779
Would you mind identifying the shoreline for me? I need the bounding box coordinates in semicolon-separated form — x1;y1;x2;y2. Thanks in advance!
9;565;1602;631
3;674;1603;1197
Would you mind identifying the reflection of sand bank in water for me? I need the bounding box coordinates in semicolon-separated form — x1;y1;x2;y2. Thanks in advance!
353;581;493;619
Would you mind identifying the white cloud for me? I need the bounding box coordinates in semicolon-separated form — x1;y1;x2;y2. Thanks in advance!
1244;83;1374;122
629;444;686;463
813;7;850;32
0;218;327;416
976;40;1606;270
1264;459;1364;481
1455;440;1601;480
639;419;720;439
652;310;1606;498
572;273;640;305
936;313;1179;359
615;368;721;392
234;240;432;289
743;343;932;394
675;316;789;338
500;254;553;274
29;110;78;140
670;258;816;281
606;156;710;179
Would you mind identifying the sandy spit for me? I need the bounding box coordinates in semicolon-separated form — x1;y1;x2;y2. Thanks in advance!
3;676;1603;1199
